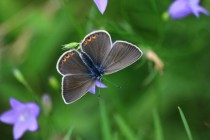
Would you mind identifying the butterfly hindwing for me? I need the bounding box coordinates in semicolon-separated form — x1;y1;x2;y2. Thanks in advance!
62;74;95;104
56;49;89;75
102;41;143;75
81;30;112;66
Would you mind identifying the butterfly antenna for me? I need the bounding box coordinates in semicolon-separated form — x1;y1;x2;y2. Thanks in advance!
103;77;122;89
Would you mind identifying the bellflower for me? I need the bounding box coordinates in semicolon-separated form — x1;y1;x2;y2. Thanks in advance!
89;80;107;94
168;0;209;19
94;0;108;14
0;98;40;140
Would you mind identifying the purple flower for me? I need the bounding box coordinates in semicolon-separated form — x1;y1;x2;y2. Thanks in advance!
0;98;40;140
89;80;107;94
168;0;209;19
94;0;108;14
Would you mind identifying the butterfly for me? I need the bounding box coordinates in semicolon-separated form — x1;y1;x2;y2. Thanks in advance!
56;30;143;104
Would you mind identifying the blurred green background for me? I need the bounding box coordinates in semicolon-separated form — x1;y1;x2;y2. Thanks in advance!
0;0;210;140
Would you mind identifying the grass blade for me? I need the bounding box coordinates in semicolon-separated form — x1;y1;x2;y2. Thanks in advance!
178;106;193;140
63;127;74;140
100;100;112;140
153;109;164;140
114;114;136;140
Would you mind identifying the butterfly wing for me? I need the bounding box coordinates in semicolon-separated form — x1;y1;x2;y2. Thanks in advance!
62;74;95;104
56;49;89;75
102;41;143;75
81;30;112;66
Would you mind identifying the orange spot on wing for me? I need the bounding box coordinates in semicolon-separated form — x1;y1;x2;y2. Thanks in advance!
87;37;92;42
65;54;70;59
62;52;75;64
63;58;67;62
92;34;96;39
83;35;97;46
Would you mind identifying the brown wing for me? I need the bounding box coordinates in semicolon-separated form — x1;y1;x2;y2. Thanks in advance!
102;41;143;75
62;74;95;104
56;49;89;76
81;30;112;66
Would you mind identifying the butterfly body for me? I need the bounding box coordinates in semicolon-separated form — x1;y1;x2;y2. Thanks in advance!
57;30;143;104
80;51;103;80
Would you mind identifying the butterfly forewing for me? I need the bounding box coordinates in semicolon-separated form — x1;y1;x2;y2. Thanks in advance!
62;74;95;104
102;41;143;75
57;50;89;75
81;30;112;66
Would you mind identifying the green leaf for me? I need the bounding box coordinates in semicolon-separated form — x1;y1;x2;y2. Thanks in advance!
62;42;80;50
178;106;193;140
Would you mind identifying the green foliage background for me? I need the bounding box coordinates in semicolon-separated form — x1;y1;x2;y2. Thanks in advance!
0;0;210;140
